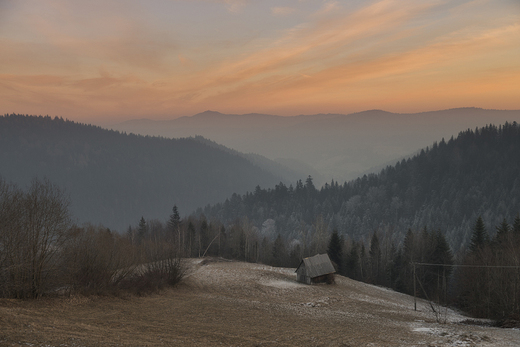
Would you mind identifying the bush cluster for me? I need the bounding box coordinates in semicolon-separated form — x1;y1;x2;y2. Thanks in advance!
0;178;185;299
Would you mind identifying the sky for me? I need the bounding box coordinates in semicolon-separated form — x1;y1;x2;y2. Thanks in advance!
1;0;519;123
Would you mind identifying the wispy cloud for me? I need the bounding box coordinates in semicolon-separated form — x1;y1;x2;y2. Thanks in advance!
189;0;248;13
1;0;519;120
176;1;442;97
224;0;247;13
271;7;296;16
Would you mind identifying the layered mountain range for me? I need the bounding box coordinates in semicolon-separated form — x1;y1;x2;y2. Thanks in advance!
2;109;520;248
110;108;520;184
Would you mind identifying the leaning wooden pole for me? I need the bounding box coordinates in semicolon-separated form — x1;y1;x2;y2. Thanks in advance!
413;262;417;311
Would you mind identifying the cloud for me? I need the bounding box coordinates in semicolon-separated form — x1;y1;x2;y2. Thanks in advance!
271;7;296;16
224;0;247;13
164;0;520;114
2;5;179;76
178;1;441;96
1;0;519;120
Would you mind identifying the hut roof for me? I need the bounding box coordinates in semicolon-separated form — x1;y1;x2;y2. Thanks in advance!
296;253;336;278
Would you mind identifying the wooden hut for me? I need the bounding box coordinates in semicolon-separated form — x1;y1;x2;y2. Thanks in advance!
295;254;336;284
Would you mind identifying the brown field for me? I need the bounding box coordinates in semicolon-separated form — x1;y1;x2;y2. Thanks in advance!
1;259;519;347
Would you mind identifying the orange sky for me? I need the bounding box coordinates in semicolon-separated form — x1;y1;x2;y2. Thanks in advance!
1;0;519;123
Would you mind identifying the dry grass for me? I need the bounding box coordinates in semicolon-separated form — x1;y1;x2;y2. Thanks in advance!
1;259;519;346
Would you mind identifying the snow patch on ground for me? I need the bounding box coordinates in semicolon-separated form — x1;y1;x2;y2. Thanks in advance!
262;279;303;289
410;321;495;346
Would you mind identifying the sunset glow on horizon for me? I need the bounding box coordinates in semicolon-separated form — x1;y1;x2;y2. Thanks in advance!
1;0;519;123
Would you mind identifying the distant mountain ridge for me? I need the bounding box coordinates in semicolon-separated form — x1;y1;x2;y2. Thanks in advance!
0;114;297;231
110;108;520;185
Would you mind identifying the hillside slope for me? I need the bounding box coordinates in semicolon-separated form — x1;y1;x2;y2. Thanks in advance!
1;260;519;346
0;114;293;231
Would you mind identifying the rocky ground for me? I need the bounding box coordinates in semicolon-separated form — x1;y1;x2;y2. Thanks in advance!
1;258;519;346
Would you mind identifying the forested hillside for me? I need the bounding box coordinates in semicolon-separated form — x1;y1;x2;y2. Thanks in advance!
0;114;291;231
198;122;520;254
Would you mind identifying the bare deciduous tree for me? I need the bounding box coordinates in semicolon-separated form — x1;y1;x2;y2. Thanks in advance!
0;178;70;298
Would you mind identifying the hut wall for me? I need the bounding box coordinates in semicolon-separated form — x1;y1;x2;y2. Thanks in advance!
311;273;335;284
296;266;311;284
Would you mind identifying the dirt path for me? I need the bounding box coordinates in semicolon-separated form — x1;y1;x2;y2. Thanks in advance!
1;259;519;346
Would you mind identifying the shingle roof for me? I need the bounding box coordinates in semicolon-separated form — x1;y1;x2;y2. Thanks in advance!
297;253;336;278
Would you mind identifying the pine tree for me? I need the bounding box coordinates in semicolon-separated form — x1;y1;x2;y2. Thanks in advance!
168;205;181;233
138;216;147;242
346;242;360;280
390;248;405;292
327;229;343;274
305;175;315;191
494;218;510;243
469;216;488;253
360;243;367;281
432;230;454;275
369;232;382;284
403;228;415;263
399;229;416;294
289;243;302;267
430;231;453;302
168;205;181;250
260;236;272;265
272;234;286;267
513;213;520;235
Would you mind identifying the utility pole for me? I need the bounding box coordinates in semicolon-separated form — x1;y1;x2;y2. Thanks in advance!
413;262;417;311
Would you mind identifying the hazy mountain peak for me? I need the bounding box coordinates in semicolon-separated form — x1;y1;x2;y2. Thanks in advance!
348;109;396;117
192;110;226;118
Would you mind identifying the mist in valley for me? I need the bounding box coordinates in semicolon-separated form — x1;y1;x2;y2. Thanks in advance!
109;108;520;185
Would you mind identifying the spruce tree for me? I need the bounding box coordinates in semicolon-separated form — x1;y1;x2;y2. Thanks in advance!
403;228;415;263
272;234;286;267
513;213;520;235
305;175;315;191
138;216;147;242
369;232;382;284
430;230;453;302
360;243;367;281
469;216;488;253
168;205;181;233
168;205;181;248
390;248;405;292
346;242;360;280
400;229;416;294
327;230;343;274
432;230;454;276
494;218;510;243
